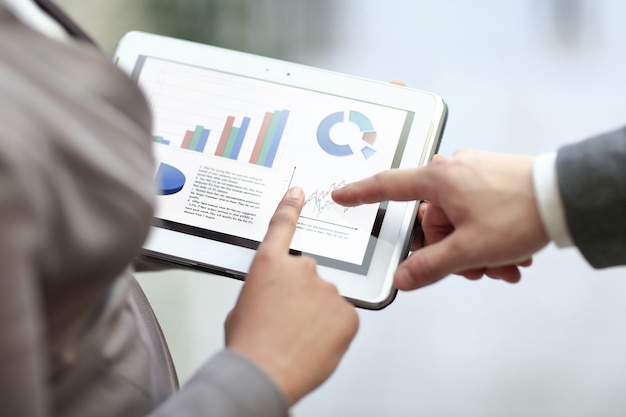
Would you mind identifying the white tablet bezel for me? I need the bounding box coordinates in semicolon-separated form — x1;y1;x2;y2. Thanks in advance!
114;31;447;309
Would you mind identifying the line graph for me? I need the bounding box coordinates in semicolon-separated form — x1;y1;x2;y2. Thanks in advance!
304;180;349;217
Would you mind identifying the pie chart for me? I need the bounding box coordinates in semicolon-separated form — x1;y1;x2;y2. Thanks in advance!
155;162;186;195
316;110;377;159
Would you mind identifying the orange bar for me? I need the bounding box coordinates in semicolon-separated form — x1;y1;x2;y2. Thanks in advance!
181;130;194;149
215;116;235;156
249;112;273;164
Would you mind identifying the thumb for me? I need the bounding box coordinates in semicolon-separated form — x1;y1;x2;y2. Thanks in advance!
394;232;475;290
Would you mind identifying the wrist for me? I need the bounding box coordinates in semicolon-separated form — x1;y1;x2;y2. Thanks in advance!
227;344;301;405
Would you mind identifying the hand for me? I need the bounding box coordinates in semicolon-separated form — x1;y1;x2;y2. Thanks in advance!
389;81;517;280
225;187;359;405
413;199;533;282
332;150;550;290
385;82;530;282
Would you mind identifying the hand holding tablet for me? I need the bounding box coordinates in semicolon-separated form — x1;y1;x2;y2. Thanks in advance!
226;186;358;405
114;31;447;308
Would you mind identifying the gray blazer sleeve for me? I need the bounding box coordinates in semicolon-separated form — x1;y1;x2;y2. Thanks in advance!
0;6;289;417
150;350;289;417
556;126;626;268
0;7;155;416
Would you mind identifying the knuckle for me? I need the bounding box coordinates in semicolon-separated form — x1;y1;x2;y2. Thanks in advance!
347;307;360;331
299;257;318;274
372;171;387;187
452;148;472;158
445;150;472;171
338;300;359;334
321;279;339;295
448;234;475;263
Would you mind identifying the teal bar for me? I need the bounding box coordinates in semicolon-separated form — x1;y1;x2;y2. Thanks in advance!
257;111;281;166
222;126;240;158
189;125;204;151
264;110;290;167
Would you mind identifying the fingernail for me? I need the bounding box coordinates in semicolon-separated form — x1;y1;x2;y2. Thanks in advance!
288;186;304;199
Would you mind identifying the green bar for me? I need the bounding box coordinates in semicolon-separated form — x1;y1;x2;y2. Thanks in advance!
222;126;240;158
257;111;281;166
189;125;204;151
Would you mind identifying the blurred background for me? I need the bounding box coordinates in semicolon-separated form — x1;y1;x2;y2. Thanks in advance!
57;1;626;416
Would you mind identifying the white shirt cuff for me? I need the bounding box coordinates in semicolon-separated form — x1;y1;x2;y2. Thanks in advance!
532;152;574;248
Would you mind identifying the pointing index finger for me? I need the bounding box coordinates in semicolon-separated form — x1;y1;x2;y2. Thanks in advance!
331;166;438;207
259;187;305;254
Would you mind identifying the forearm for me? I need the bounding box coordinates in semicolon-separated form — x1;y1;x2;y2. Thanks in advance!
147;349;289;417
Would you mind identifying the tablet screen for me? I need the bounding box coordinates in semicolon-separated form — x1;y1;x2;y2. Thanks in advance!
132;55;418;275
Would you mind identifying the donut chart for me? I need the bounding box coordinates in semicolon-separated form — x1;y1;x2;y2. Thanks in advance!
316;111;377;159
156;162;186;195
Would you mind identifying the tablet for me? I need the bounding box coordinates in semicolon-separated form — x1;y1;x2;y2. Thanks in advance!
114;31;447;309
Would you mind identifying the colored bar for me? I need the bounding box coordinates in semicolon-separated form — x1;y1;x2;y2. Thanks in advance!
264;110;290;167
250;112;273;164
181;130;194;149
197;129;210;153
153;135;170;145
223;126;240;159
215;116;235;156
189;125;204;151
230;117;250;159
257;112;282;166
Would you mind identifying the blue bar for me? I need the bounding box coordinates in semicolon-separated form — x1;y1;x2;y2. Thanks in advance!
265;110;290;167
197;129;210;152
230;117;250;160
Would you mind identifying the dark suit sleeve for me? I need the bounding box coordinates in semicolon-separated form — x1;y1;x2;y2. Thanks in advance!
556;126;626;268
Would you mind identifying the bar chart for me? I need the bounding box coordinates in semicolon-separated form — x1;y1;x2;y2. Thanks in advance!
151;109;290;169
214;116;250;161
140;58;296;170
181;125;210;153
